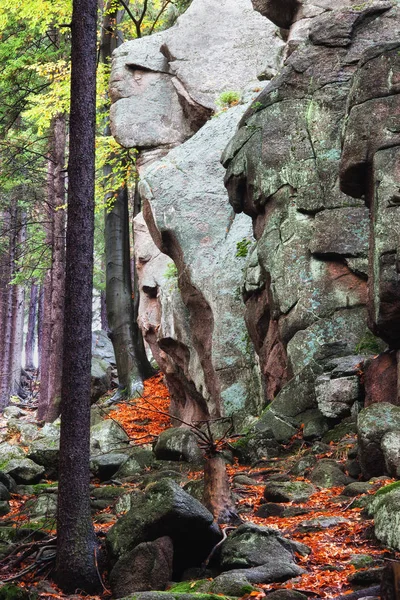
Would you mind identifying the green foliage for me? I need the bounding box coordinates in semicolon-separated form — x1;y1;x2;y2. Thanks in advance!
164;262;178;280
235;238;252;258
355;331;383;355
216;90;241;108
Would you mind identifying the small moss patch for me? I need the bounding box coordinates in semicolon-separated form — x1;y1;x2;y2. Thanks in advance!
168;581;211;593
375;481;400;496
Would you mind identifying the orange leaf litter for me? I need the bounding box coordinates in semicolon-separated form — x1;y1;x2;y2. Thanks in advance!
107;373;171;444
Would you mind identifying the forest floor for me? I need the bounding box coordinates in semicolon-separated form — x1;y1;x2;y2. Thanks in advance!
0;374;397;599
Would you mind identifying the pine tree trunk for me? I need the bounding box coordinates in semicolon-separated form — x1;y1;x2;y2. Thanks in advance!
55;0;100;591
46;114;66;421
37;284;44;369
9;211;26;396
0;208;13;409
25;283;38;370
37;114;66;421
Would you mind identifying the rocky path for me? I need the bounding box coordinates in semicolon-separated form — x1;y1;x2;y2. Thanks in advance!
0;376;397;599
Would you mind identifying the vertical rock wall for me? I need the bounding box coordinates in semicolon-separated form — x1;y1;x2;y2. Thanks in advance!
110;0;284;424
223;0;400;439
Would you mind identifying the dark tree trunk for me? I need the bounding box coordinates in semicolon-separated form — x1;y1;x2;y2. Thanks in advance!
55;0;100;593
37;114;67;421
0;208;13;408
25;283;38;370
37;284;44;369
9;210;26;396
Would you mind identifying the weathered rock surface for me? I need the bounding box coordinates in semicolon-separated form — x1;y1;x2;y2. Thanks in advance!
263;481;315;503
111;0;285;424
154;428;203;464
219;523;308;580
106;478;221;575
358;403;400;478
223;0;400;438
110;537;174;598
369;488;400;551
309;459;352;488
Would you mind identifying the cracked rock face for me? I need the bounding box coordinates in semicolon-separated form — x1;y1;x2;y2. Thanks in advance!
111;0;284;422
223;0;400;435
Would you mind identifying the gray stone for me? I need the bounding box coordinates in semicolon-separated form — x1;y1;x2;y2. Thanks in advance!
114;456;143;479
27;439;59;479
210;573;257;597
0;483;10;501
381;431;400;478
106;478;221;573
220;523;308;580
309;459;352;488
342;482;374;497
90;453;128;481
92;329;116;363
91;356;112;402
139;103;262;420
266;591;308;600
3;459;45;484
90;419;130;455
369;488;400;550
3;406;24;419
315;374;361;419
0;442;25;467
109;536;173;598
358;403;400;479
296;516;350;533
264;481;316;503
154;428;203;464
309;207;369;257
24;494;58;519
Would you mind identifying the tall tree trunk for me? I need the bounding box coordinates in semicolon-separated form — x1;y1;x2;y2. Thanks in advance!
37;284;44;369
0;208;13;409
105;183;143;398
101;6;152;398
9;210;26;396
55;0;100;592
100;288;109;332
25;283;38;370
46;114;67;421
37;114;67;421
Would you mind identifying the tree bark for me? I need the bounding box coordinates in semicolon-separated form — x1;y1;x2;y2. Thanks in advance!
25;283;38;370
0;207;13;409
101;5;149;398
55;0;100;592
9;210;26;396
203;453;239;525
37;114;67;421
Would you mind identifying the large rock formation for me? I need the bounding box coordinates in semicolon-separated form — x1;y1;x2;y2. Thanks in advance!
110;0;284;422
223;0;400;438
110;0;400;436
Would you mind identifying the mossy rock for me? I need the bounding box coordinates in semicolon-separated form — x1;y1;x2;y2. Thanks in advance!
0;584;37;599
168;581;211;594
120;593;232;600
322;420;357;443
374;480;400;496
